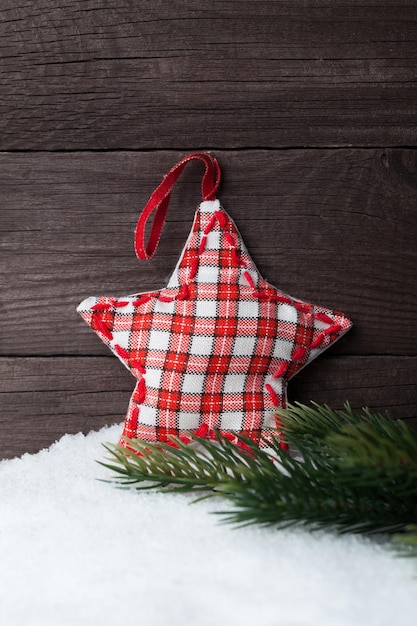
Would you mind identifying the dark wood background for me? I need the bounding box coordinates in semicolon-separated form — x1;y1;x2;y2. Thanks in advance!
1;1;416;458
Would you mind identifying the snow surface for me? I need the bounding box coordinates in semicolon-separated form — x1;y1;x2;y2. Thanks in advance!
0;425;416;626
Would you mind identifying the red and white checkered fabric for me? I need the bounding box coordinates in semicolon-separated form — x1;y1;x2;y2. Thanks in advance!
78;199;352;447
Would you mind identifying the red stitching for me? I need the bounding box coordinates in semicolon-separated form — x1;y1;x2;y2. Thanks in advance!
214;210;227;228
311;323;343;350
189;258;199;280
265;383;279;406
273;363;288;379
158;295;175;303
231;248;239;265
314;312;334;325
310;332;325;349
126;405;139;435
254;290;294;303
253;290;270;301
243;271;255;289
324;323;342;335
177;284;190;300
292;346;307;361
93;318;113;341
198;236;207;255
164;423;258;456
295;302;311;313
137;378;146;404
195;423;210;438
224;232;235;247
220;225;245;266
271;294;293;305
130;360;146;374
132;296;151;306
91;302;112;312
114;301;129;308
114;344;129;360
204;214;217;235
222;431;238;444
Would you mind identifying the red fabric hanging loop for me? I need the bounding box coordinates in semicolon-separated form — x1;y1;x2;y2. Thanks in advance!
135;152;221;260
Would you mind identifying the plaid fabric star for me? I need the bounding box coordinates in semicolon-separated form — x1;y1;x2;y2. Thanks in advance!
78;199;352;447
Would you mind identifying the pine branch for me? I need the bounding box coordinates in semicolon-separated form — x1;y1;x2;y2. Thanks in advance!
100;434;277;493
279;402;417;470
100;403;417;538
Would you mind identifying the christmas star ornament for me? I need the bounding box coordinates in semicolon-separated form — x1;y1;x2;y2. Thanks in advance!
77;153;352;449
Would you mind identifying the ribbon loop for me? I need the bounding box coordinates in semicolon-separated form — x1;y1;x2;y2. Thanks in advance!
135;152;221;260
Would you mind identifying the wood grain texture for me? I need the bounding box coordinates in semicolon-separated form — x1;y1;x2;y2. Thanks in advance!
0;355;415;459
0;1;416;149
1;2;416;458
2;149;416;356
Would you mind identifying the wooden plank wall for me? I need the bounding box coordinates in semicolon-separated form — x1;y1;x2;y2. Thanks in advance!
1;1;416;458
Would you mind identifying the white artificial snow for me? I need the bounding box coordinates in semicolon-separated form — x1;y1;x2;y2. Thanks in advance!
0;425;416;626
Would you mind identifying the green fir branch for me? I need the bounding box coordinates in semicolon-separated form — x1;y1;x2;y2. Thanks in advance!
100;433;277;494
280;402;417;470
100;402;417;544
